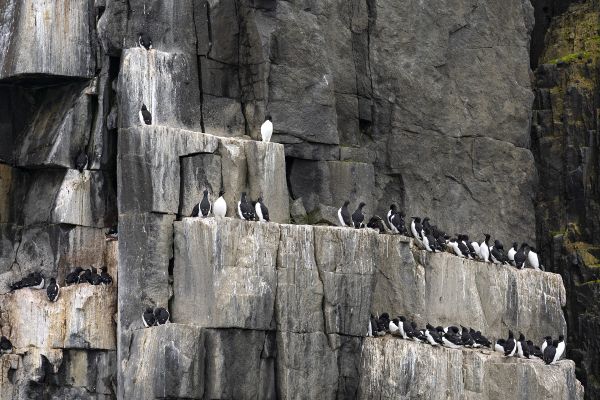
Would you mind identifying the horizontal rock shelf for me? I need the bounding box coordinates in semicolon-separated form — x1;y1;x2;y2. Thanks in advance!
1;284;116;351
358;338;583;400
172;218;567;341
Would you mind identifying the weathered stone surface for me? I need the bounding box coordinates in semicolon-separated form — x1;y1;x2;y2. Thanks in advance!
180;153;222;216
118;125;219;214
123;324;276;400
358;338;584;400
0;0;95;79
288;159;375;214
0;284;116;351
370;245;567;342
172;218;279;330
117;48;201;130
123;324;205;400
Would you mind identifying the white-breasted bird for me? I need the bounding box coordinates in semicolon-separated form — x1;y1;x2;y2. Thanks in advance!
261;115;273;143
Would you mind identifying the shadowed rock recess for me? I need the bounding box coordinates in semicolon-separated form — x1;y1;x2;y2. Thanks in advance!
0;0;590;399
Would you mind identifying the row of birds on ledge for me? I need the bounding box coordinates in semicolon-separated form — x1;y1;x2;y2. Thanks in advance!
368;313;566;365
190;190;271;222
338;201;542;269
9;267;113;302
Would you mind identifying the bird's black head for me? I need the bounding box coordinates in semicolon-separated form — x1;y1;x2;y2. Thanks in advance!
203;189;209;195
101;266;107;272
343;200;350;207
380;312;389;319
552;339;559;347
426;323;434;329
398;316;406;322
392;318;399;324
512;242;518;249
49;278;56;284
265;115;272;122
521;242;528;248
219;189;225;196
558;335;564;341
414;217;421;222
518;333;525;341
530;247;537;252
463;235;469;241
484;233;491;240
508;330;514;338
145;307;153;314
141;104;147;111
423;217;430;222
545;336;552;342
358;202;366;209
74;267;83;273
390;204;397;211
526;340;533;345
241;192;247;199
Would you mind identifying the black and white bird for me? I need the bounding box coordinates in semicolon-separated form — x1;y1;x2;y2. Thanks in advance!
192;189;211;217
448;239;464;257
387;204;398;232
457;235;471;259
142;307;156;328
507;242;518;266
528;340;544;358
138;33;153;50
100;267;113;285
494;339;506;353
490;240;506;264
479;234;491;263
0;336;12;354
351;202;366;228
75;150;88;173
514;243;528;269
527;247;540;270
541;336;552;353
238;192;255;221
139;104;152;125
504;330;517;357
410;217;425;248
261;115;273;143
65;267;83;285
470;239;481;259
424;324;440;346
391;212;408;236
46;278;60;302
543;340;557;365
516;333;530;358
213;189;227;217
30;272;45;290
154;307;170;325
105;225;118;241
388;318;401;336
337;200;352;227
255;196;270;222
553;335;565;364
79;268;92;284
367;216;386;233
89;267;102;285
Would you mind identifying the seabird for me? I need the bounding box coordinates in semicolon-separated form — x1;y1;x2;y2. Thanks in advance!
142;308;156;328
457;235;471;258
479;234;491;262
424;324;439;346
75;150;88;173
514;243;527;269
261;115;273;143
255;196;270;222
351;202;366;228
195;189;211;217
461;326;475;347
213;190;227;217
139;104;152;125
504;330;517;357
387;204;398;232
541;336;552;353
79;268;92;284
398;316;414;340
391;212;408;236
410;217;425;248
89;267;102;285
337;200;352;227
367;216;386;233
0;336;12;354
46;278;60;302
100;267;113;285
30;272;45;290
553;335;565;364
448;239;464;257
154;307;170;325
138;33;153;50
507;242;518;265
105;225;118;241
422;229;433;252
494;339;506;353
490;240;507;264
442;331;462;349
65;267;83;285
543;340;557;365
389;318;401;336
528;340;543;358
527;247;540;270
516;333;530;358
238;192;255;221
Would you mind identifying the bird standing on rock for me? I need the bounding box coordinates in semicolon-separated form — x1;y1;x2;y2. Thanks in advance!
337;200;352;227
0;336;12;354
154;307;170;325
213;190;227;217
504;330;517;357
479;234;491;263
139;104;152;125
138;33;153;50
75;150;88;173
527;247;540;270
255;196;270;222
65;267;83;285
508;242;518;265
46;278;60;302
261;115;273;143
191;189;211;217
553;335;565;364
352;202;366;228
514;243;527;269
387;204;398;232
142;308;156;328
238;192;255;221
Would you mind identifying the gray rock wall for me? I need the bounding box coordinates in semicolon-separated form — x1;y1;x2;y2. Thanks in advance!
358;338;584;400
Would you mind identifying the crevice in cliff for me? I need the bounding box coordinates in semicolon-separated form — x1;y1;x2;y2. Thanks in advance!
192;1;206;133
235;0;250;137
529;0;574;69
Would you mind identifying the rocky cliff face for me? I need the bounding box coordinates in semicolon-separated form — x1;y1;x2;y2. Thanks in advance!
0;0;589;399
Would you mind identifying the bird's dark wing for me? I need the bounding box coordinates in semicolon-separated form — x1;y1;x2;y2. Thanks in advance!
191;203;199;217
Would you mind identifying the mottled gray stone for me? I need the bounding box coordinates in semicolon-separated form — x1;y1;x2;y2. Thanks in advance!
172;218;279;330
358;338;584;400
202;94;246;137
0;0;95;79
306;204;339;226
180;153;222;217
117;48;201;130
289;197;308;224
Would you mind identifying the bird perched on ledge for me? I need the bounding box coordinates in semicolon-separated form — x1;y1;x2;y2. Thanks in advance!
261;115;273;143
